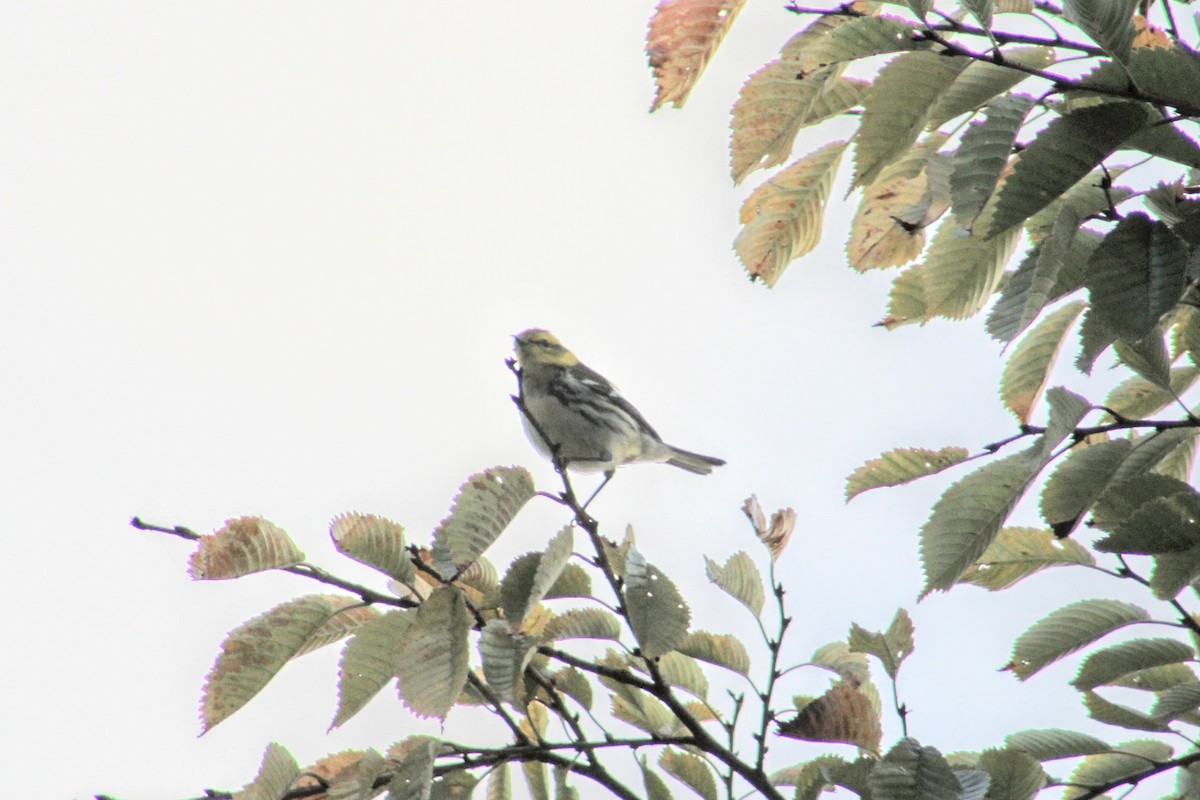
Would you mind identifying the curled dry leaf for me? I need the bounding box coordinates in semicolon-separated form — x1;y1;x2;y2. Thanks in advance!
743;495;797;561
777;681;883;751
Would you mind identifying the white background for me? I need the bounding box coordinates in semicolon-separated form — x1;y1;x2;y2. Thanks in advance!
1;3;1159;798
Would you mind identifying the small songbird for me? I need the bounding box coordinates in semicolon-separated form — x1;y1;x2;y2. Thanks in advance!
512;328;725;477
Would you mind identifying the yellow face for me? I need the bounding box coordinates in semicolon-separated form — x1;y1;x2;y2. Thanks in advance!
514;328;577;366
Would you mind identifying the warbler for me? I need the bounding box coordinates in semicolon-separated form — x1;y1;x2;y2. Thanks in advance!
512;329;725;476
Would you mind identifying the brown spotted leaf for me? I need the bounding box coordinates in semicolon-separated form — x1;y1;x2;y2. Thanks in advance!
777;682;883;751
647;0;747;111
189;517;305;580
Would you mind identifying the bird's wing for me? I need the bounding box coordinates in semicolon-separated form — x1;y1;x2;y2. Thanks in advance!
570;362;662;441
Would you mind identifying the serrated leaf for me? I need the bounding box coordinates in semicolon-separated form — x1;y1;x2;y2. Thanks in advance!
625;547;690;659
1001;301;1086;423
674;630;750;675
811;641;871;684
778;682;884;751
849;609;914;680
396;586;471;720
1096;489;1200;554
855;52;969;188
1041;437;1135;534
868;739;962;800
1151;546;1200;600
235;743;299;800
923;217;1022;320
332;609;413;729
543;562;592;599
1151;683;1200;720
1092;472;1195;532
731;58;866;183
986;104;1147;236
955;768;992;800
926;47;1056;128
647;0;747;111
962;0;994;30
641;759;676;800
791;15;932;73
1114;332;1171;388
703;551;765;615
1087;212;1190;341
1111;662;1198;692
1073;638;1195;690
920;446;1044;596
1006;599;1151;680
660;748;720;800
388;737;437;800
977;748;1046;800
1126;43;1200;110
1063;0;1138;63
1076;304;1118;374
330;513;414;584
613;691;683;737
880;262;930;328
430;466;535;578
479;619;536;704
499;527;574;628
634;652;709;700
1065;740;1173;800
846;446;971;500
202;594;365;732
736;141;848;286
848;143;946;271
547;665;593;711
952;93;1036;228
958;526;1095;590
1006;728;1112;760
189;517;305;580
542;608;622;642
1103;365;1200;421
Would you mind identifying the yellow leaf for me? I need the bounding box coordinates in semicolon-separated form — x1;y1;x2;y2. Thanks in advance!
647;0;747;111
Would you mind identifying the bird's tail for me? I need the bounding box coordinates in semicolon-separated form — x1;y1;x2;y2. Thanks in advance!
665;445;726;475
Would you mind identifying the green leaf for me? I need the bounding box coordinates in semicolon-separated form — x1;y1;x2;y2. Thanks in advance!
613;691;682;737
1113;332;1171;389
977;748;1047;800
958;526;1094;590
189;517;305;580
1151;683;1200;720
547;665;593;711
1102;365;1200;421
703;551;765;616
854;52;969;188
846;446;970;500
1073;638;1196;690
1075;306;1118;374
431;466;535;578
201;594;367;732
236;743;299;800
922;219;1022;321
1083;691;1171;732
1126;44;1200;110
848;609;914;680
1110;662;1198;692
330;512;414;585
1096;489;1200;554
389;737;438;800
625;547;690;658
730;58;865;184
987;231;1101;344
735;141;848;286
1151;546;1200;600
810;641;871;683
985;103;1147;236
791;15;932;72
1092;472;1195;532
487;763;511;800
920;446;1044;596
660;748;719;800
881;262;930;328
926;47;1056;128
1062;0;1137;62
541;608;622;642
1088;213;1190;341
544;562;592;599
1124;115;1200;169
1040;386;1093;457
479;619;536;703
499;527;574;627
640;759;676;800
1007;599;1151;680
332;609;414;729
396;586;472;720
674;630;751;675
1040;439;1135;536
869;738;962;800
1000;301;1086;423
1065;740;1173;800
961;0;994;31
1005;728;1112;760
635;652;709;701
952;93;1035;228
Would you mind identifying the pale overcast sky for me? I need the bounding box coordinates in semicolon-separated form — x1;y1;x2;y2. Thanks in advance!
2;3;1156;798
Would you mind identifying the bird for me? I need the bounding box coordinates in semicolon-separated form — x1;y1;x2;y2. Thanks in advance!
512;328;725;481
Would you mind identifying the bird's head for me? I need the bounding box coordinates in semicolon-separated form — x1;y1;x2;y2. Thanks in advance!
514;328;579;367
